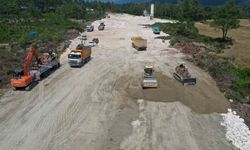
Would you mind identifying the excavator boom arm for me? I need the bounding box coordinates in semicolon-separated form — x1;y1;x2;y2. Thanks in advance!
23;47;39;76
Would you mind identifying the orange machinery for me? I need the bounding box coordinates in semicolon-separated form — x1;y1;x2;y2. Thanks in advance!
10;46;60;90
10;46;40;90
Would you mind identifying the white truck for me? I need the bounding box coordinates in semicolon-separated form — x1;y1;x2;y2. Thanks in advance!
68;44;92;67
86;25;94;32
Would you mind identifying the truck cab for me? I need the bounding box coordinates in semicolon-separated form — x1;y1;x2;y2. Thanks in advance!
86;25;94;32
98;22;105;31
68;45;91;67
68;52;83;67
152;26;160;34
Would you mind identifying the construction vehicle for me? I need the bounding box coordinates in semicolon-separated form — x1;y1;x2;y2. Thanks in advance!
92;38;99;44
152;26;160;34
68;44;91;67
173;63;196;85
142;65;158;88
131;36;147;50
86;25;94;32
80;35;87;41
10;46;60;90
98;22;105;31
88;41;96;47
88;38;99;47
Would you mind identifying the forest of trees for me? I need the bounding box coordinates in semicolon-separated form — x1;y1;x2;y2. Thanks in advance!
0;0;108;44
0;0;249;46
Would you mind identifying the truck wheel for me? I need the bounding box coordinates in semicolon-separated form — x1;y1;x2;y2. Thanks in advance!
132;43;135;48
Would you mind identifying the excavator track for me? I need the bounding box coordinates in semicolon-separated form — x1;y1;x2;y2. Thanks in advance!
25;81;39;91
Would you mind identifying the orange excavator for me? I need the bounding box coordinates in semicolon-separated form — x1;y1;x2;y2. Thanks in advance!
10;45;60;90
10;46;41;90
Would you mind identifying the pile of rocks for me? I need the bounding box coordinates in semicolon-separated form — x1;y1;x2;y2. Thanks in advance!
221;109;250;150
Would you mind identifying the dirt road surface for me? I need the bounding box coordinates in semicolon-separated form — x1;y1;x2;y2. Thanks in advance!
0;14;235;150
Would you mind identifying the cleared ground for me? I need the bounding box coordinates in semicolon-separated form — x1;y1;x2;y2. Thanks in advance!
0;14;234;150
195;19;250;67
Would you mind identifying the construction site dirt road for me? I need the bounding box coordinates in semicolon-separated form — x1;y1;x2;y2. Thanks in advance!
0;14;236;150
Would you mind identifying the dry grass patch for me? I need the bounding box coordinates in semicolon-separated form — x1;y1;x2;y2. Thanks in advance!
195;19;250;67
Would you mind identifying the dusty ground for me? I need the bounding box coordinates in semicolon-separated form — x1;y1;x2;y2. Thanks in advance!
0;14;235;150
195;20;250;67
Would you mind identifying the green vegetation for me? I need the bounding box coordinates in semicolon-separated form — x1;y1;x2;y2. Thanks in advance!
0;1;106;45
0;13;82;44
0;0;106;88
232;68;250;100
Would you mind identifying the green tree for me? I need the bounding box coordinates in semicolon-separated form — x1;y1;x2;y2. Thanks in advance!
56;3;86;19
177;0;204;22
211;0;240;40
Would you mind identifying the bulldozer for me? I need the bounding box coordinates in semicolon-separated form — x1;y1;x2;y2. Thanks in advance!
142;65;158;88
173;63;196;85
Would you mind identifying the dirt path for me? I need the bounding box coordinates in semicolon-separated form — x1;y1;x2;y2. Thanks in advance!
0;14;235;150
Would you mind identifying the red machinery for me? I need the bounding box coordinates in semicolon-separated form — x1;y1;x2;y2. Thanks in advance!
10;46;40;90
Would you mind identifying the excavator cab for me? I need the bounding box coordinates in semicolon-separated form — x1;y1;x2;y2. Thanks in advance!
12;69;24;79
10;46;39;90
10;70;33;90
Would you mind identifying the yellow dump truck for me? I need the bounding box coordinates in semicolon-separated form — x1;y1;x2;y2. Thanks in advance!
131;36;147;50
68;44;91;67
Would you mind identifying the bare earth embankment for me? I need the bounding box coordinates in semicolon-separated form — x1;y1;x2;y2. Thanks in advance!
0;14;235;150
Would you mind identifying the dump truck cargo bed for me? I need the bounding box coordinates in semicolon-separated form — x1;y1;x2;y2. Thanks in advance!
131;37;147;50
68;44;92;67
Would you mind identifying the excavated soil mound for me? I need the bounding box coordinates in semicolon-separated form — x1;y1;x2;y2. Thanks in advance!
124;72;229;114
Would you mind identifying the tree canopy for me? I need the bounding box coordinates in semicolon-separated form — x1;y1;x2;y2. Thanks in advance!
211;0;240;40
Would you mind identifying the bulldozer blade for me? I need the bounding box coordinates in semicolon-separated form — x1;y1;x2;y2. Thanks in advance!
173;73;196;85
183;78;196;85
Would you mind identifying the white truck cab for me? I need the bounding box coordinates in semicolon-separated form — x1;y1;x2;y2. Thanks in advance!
68;52;82;67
